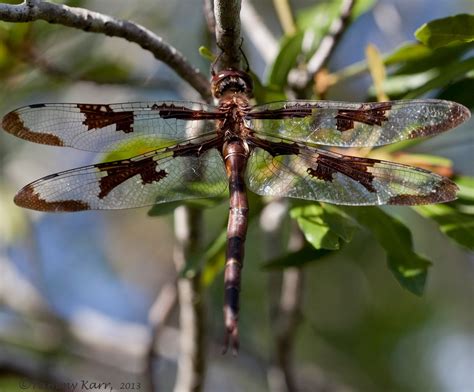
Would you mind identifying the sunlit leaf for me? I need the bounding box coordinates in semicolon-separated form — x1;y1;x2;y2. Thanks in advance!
199;46;215;62
415;14;474;49
101;139;164;162
343;207;431;295
414;204;474;251
290;203;356;250
456;176;474;201
366;43;389;101
296;1;340;31
384;42;433;65
352;0;377;19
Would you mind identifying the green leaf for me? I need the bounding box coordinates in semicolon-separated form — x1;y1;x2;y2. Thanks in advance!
343;207;431;296
296;2;340;31
389;43;472;76
415;14;474;49
181;229;227;285
403;57;474;99
251;71;286;104
456;176;474;202
385;42;433;65
290;203;356;250
262;246;333;269
352;0;377;20
198;46;216;62
147;198;223;217
414;204;474;251
267;32;304;88
437;78;474;109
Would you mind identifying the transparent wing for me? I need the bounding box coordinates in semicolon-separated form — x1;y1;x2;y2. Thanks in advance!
14;140;228;211
246;141;458;205
247;99;470;147
2;101;221;152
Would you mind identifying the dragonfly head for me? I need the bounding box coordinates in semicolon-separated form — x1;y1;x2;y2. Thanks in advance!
211;69;253;99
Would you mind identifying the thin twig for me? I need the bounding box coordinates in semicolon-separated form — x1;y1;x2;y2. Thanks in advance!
173;206;206;392
146;283;179;392
213;0;242;71
0;0;211;100
241;0;279;66
288;0;356;93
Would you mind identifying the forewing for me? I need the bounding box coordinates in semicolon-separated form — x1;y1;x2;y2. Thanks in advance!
246;140;458;205
14;140;228;211
247;99;470;147
2;101;221;152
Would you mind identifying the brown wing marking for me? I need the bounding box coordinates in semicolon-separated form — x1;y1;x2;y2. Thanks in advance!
388;177;458;205
99;136;222;199
2;110;64;146
408;102;470;139
98;157;167;199
335;102;392;132
78;104;134;133
152;103;223;120
14;180;90;211
250;136;378;192
307;155;378;193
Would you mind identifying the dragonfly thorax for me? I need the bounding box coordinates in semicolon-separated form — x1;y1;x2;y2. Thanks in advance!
218;93;251;141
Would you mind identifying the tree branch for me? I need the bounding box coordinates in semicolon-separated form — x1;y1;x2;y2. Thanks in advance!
173;206;206;392
289;0;356;93
0;1;211;100
213;0;242;70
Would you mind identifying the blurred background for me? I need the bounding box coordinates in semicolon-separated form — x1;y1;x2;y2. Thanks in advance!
0;0;473;391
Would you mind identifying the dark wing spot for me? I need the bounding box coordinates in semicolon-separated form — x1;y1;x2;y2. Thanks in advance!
307;155;379;193
78;104;134;133
335;102;392;132
98;157;167;199
152;103;221;120
388;177;458;205
408;103;471;139
2;111;64;146
14;184;90;212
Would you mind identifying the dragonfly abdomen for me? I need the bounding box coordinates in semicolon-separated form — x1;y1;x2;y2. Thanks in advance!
223;140;249;354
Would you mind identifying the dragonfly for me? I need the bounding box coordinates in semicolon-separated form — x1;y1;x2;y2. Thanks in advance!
2;68;470;353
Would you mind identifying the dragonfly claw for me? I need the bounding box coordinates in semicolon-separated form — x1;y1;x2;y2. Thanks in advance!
222;324;239;355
